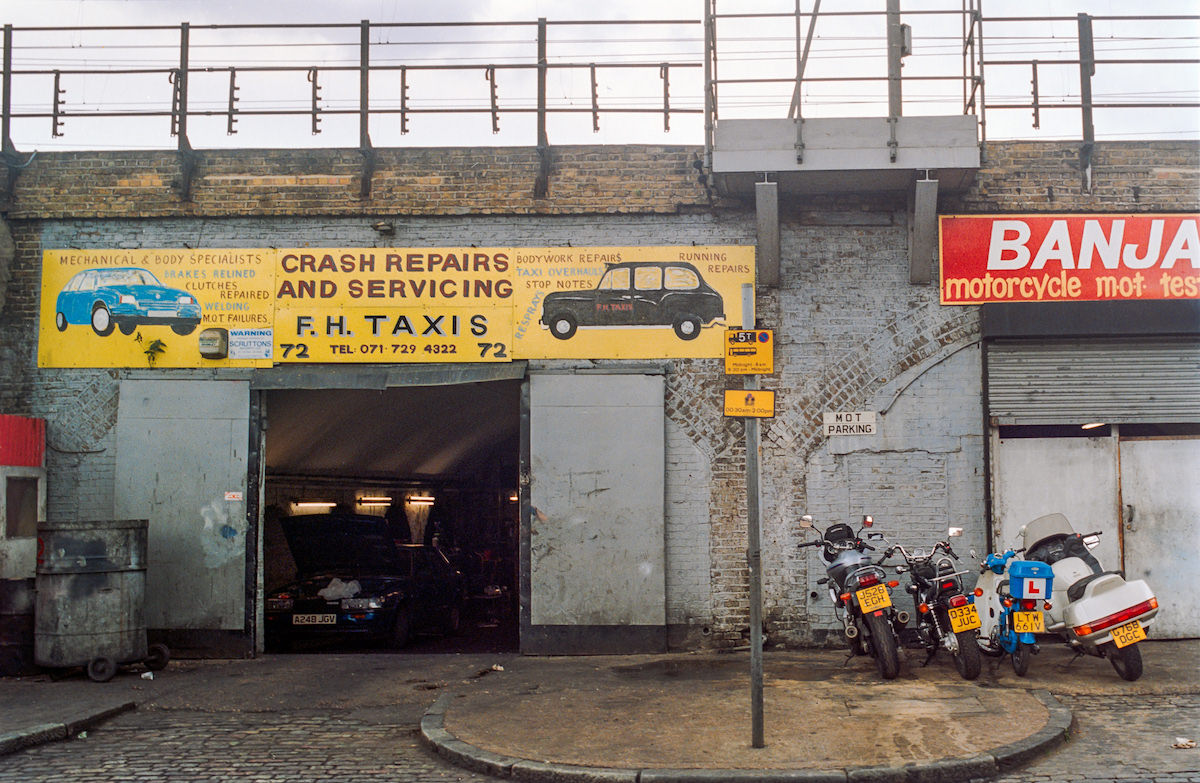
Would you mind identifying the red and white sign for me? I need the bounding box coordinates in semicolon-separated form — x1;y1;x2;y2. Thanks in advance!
1022;578;1046;599
939;214;1200;304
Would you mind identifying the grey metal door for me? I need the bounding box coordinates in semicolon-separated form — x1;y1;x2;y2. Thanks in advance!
1119;437;1200;638
991;434;1121;568
115;380;250;632
526;372;666;653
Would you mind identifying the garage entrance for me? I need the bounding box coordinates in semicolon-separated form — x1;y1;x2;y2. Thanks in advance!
259;376;522;654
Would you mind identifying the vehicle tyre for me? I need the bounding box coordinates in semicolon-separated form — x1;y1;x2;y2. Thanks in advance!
672;314;702;340
55;312;68;332
866;613;900;680
548;313;577;340
144;643;171;672
91;303;114;336
87;656;118;683
389;608;412;649
1011;641;1031;676
952;630;983;680
118;321;137;335
171;323;197;336
1107;642;1143;682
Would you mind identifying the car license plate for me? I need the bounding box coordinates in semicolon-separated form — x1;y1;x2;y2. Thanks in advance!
1013;611;1044;633
292;613;336;625
147;309;176;318
948;604;982;633
856;584;891;613
1111;619;1146;648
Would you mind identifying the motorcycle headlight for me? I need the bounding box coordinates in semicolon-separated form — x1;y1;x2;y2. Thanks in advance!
340;597;384;611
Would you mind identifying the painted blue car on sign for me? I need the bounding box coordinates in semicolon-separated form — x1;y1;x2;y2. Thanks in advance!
54;267;201;337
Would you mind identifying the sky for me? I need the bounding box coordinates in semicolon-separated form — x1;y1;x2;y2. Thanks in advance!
0;0;1195;151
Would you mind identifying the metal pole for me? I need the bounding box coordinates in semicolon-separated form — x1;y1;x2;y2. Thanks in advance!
743;283;764;749
537;17;548;148
177;22;190;151
1078;13;1096;192
360;19;371;149
886;0;903;118
2;25;14;155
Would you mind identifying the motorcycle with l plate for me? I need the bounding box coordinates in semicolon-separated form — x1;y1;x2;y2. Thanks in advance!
974;547;1053;676
799;514;904;680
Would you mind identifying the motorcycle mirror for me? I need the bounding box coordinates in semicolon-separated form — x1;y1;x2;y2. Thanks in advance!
862;515;874;527
799;514;814;529
948;527;963;538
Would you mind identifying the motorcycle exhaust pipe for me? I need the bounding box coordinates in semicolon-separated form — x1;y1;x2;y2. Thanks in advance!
896;610;911;625
844;624;859;639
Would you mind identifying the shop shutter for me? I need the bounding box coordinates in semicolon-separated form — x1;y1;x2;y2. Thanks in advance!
986;339;1200;425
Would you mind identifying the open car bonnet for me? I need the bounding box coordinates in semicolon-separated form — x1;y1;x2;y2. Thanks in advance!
281;513;401;576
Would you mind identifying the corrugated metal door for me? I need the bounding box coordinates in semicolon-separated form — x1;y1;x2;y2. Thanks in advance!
987;339;1200;425
991;434;1122;567
526;372;666;654
1119;437;1200;638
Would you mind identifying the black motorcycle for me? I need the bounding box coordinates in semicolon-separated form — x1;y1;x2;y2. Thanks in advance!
799;514;904;680
880;530;983;680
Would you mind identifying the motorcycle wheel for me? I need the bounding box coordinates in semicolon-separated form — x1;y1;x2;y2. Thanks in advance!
953;630;983;680
1107;642;1144;682
866;613;901;680
1011;641;1031;676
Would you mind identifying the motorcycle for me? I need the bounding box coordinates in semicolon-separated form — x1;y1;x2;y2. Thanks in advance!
1020;512;1158;681
974;546;1054;676
878;527;983;680
798;514;905;680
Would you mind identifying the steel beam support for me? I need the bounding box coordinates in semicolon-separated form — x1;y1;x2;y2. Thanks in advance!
755;181;780;287
909;176;938;285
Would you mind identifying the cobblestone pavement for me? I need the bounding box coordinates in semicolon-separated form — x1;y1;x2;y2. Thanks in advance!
973;693;1200;783
3;693;1197;782
0;709;494;783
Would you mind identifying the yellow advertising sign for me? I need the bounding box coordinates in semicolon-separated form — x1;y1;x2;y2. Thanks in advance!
512;246;755;360
724;389;776;418
38;249;274;368
38;246;755;367
272;248;515;363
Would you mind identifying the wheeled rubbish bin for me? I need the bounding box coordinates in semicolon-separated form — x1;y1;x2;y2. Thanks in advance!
35;519;169;682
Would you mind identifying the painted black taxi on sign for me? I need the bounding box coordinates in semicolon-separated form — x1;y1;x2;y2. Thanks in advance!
539;261;725;340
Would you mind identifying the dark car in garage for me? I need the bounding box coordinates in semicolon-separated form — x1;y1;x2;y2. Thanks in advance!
265;513;465;649
539;260;725;340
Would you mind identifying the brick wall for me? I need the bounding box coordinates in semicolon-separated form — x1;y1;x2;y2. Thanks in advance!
3;146;715;220
1;139;1195;649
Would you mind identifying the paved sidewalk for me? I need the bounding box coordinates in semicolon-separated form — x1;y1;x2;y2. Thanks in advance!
1;640;1197;782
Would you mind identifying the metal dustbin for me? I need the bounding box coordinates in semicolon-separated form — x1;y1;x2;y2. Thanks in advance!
35;519;169;682
0;578;37;676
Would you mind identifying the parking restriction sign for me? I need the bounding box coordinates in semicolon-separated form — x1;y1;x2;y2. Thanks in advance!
725;329;774;374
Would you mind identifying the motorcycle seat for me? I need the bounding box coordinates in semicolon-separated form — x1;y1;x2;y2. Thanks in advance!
1066;570;1125;602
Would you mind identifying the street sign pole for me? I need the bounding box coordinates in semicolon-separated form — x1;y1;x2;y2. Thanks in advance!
743;283;765;749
